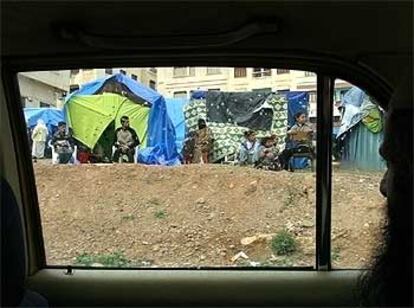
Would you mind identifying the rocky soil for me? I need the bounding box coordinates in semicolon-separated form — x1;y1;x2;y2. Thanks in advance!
34;163;386;268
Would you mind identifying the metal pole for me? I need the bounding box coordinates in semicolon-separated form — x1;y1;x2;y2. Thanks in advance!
316;75;333;270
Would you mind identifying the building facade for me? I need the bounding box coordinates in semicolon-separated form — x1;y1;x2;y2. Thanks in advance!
69;68;157;93
157;67;351;118
18;71;71;108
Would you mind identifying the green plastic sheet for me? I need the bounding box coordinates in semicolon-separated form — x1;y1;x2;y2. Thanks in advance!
66;93;150;149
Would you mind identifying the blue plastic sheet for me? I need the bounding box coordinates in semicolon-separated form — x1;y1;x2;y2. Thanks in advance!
24;108;64;135
165;98;188;152
66;73;180;165
285;92;310;169
190;90;207;100
286;91;310;127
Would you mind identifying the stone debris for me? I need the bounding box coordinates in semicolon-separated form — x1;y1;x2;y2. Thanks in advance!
231;251;249;263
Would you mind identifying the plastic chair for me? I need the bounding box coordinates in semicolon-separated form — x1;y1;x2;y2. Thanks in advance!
48;140;77;164
288;152;314;172
223;149;239;165
112;145;139;163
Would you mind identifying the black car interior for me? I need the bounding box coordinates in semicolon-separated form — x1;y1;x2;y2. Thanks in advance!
1;1;412;306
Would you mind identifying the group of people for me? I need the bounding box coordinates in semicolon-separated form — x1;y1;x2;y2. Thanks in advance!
181;111;314;170
30;120;74;164
30;112;313;168
30;115;140;164
239;112;314;171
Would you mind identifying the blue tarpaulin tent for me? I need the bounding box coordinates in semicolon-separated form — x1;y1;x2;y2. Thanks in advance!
165;98;188;153
65;73;180;165
24;107;64;135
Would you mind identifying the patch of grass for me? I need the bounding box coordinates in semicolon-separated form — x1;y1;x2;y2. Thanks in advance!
121;214;135;221
282;187;295;208
332;246;341;262
75;251;130;267
271;230;297;256
154;209;167;219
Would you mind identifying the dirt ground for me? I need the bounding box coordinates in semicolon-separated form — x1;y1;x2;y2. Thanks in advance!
34;162;386;268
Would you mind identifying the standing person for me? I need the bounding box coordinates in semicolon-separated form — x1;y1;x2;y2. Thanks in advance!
52;121;74;164
239;130;259;166
279;111;314;170
181;131;196;164
31;119;48;161
113;115;140;163
193;119;214;164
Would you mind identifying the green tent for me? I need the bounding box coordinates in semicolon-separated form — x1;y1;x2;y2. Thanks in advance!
66;93;150;149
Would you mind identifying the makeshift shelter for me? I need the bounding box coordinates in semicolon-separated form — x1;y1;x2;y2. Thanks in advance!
24;107;64;135
336;87;386;171
65;74;180;165
185;90;290;162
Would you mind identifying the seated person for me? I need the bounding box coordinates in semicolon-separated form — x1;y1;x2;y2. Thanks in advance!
279;111;314;170
51;121;74;164
239;130;259;166
113;115;140;163
77;144;91;164
193;119;214;164
255;135;281;170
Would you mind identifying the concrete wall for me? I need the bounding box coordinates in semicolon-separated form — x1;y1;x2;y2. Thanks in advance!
157;67;348;119
157;68;324;98
17;74;68;108
20;71;70;91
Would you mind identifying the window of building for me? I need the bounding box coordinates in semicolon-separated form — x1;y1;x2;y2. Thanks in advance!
149;80;156;89
120;69;127;75
252;68;271;78
69;84;80;93
39;101;50;108
276;69;290;74
305;71;316;77
252;88;272;92
105;68;113;75
206;67;221;75
149;67;157;73
131;74;138;81
70;69;80;75
173;91;187;98
173;67;195;77
208;88;220;91
234;68;247;78
277;89;290;94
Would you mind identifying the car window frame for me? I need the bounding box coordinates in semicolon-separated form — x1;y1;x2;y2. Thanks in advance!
2;54;390;274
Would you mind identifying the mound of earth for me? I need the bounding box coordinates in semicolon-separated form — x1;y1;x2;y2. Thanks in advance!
34;163;385;268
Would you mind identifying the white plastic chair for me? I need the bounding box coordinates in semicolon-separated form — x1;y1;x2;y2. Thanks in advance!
48;140;77;164
223;149;239;165
112;145;139;163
